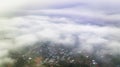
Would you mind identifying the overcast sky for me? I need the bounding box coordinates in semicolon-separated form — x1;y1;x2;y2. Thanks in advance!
0;0;120;64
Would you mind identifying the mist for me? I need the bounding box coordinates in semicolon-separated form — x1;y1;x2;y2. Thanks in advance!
0;0;120;67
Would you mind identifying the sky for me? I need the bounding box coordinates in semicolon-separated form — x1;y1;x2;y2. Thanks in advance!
0;0;120;64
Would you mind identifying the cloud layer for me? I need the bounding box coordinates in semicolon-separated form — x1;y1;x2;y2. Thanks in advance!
0;15;120;64
0;0;120;65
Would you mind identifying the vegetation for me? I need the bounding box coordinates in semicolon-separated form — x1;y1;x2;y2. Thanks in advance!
2;42;120;67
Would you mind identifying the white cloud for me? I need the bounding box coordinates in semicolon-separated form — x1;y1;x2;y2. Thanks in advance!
0;16;120;61
0;0;120;65
12;0;120;27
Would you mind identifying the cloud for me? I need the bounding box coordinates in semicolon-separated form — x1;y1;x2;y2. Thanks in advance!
22;0;120;10
0;15;120;64
0;0;29;16
16;8;120;27
0;0;120;65
1;0;120;15
12;0;120;27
